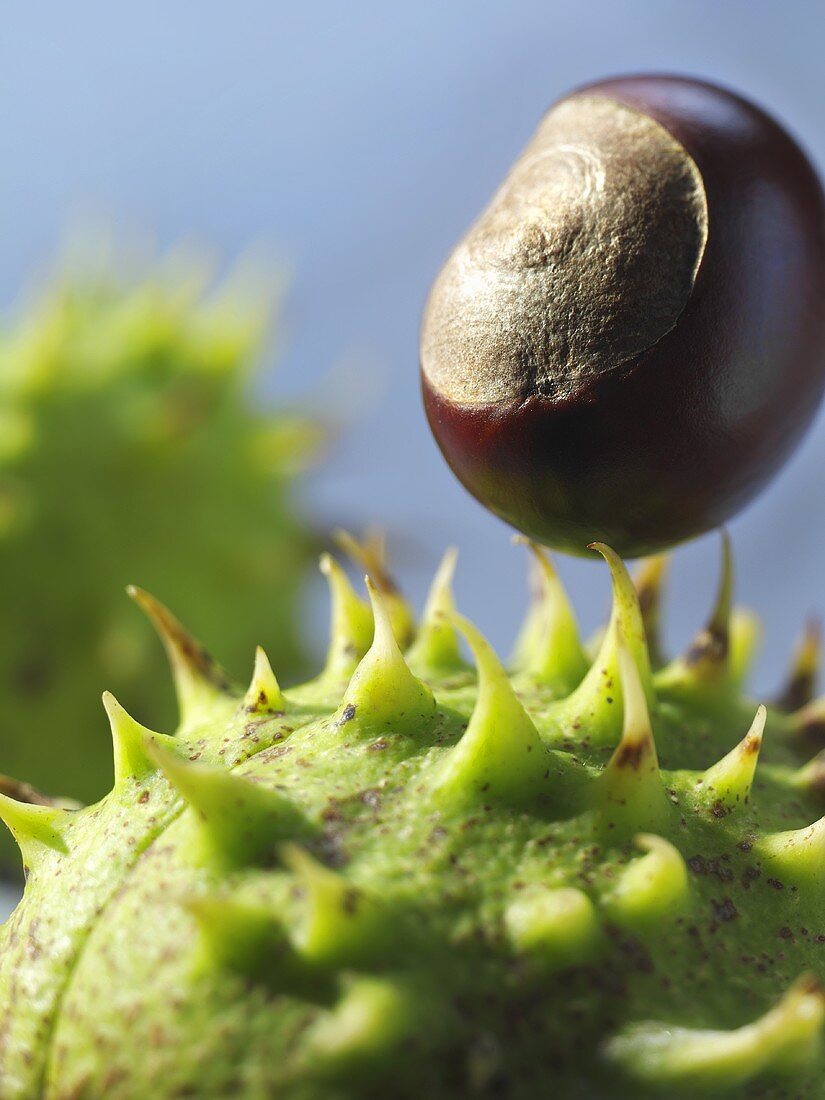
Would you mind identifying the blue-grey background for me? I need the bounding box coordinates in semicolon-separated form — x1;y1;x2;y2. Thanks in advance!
1;2;824;913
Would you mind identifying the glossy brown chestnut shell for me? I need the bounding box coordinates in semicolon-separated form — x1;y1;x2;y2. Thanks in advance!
421;75;825;557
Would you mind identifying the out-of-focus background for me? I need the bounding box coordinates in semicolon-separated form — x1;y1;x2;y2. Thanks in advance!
1;2;824;910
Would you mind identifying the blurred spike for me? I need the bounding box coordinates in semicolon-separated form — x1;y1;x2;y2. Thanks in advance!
550;544;651;747
281;843;385;966
791;749;825;799
334;577;435;733
504;886;601;969
510;539;547;669
678;533;733;680
595;634;669;834
333;528;415;648
694;705;765;816
243;646;286;715
127;586;233;729
790;696;825;752
318;554;374;682
430;612;551;806
729;608;763;688
102;691;177;786
758;815;825;888
776;619;821;713
634;554;670;669
603;834;690;928
305;976;410;1070
605;974;825;1089
0;793;70;871
147;741;304;869
406;548;465;673
511;537;589;695
0;774;73;809
185;895;308;986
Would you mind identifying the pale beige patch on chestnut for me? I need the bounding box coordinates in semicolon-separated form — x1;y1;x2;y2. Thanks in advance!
421;95;708;406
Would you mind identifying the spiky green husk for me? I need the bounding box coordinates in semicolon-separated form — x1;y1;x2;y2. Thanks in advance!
1;537;824;1098
0;254;321;868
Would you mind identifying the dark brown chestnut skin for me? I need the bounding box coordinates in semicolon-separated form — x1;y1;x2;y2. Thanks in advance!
421;75;825;557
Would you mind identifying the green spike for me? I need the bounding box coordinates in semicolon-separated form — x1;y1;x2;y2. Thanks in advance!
511;537;589;695
430;612;552;807
102;691;178;787
280;843;385;966
127;585;234;729
243;646;286;715
147;742;305;869
602;834;690;928
605;974;825;1089
333;576;435;734
504;885;601;969
318;553;374;682
693;704;765;816
594;634;669;835
634;553;670;669
405;548;465;674
185;895;313;990
333;527;415;648
304;976;410;1073
510;540;549;668
728;607;763;688
549;543;651;747
758;814;825;888
776;618;821;713
0;793;70;870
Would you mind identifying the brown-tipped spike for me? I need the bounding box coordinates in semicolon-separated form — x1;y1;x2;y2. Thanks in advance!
776;618;821;713
0;775;74;809
695;705;765;815
595;632;669;835
683;531;732;674
634;554;670;669
127;586;234;729
333;528;415;647
406;548;465;673
511;537;588;695
790;697;825;753
655;533;740;702
243;646;286;715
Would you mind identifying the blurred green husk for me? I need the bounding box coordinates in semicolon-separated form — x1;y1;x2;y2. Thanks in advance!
0;244;324;869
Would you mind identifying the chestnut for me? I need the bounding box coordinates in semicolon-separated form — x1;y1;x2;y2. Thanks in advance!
421;75;825;557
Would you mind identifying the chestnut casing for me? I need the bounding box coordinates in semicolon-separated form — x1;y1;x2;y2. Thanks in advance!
421;76;825;557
